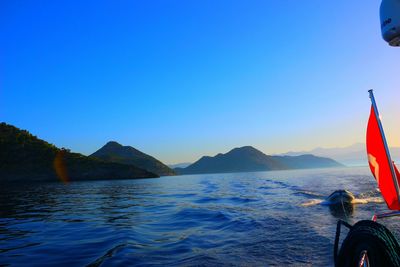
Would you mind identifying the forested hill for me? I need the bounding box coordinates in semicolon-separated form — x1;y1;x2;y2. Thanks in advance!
91;141;175;176
0;123;158;183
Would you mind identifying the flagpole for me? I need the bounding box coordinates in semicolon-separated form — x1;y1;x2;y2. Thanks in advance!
368;89;400;206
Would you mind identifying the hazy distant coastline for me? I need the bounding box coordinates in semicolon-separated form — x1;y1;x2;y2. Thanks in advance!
279;143;400;167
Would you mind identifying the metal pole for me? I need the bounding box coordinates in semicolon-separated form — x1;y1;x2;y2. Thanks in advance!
373;211;400;221
368;89;400;206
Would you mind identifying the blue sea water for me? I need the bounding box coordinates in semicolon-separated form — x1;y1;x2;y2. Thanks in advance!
1;167;399;266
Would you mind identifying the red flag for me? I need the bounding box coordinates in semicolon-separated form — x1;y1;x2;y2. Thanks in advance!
367;106;400;210
395;163;400;187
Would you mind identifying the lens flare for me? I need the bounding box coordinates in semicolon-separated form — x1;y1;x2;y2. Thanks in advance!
54;150;69;183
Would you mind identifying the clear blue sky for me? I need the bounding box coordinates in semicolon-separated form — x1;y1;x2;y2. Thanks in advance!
1;0;399;164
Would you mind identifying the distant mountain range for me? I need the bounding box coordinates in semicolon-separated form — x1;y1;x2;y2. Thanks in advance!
280;143;400;166
175;146;343;175
90;141;175;176
168;162;192;169
0;122;353;183
0;123;158;183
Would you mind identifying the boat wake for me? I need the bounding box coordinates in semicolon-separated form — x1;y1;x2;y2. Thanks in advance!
351;196;384;204
301;199;323;207
300;189;384;207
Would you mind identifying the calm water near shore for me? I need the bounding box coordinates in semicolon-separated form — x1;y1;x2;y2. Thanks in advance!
1;167;399;266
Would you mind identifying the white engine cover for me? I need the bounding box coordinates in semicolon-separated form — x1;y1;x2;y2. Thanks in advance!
381;0;400;46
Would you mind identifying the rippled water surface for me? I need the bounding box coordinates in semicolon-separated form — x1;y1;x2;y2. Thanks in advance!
1;167;399;266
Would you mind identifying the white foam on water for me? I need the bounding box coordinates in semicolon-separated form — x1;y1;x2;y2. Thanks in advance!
300;199;323;207
300;194;384;207
352;196;384;204
297;190;325;197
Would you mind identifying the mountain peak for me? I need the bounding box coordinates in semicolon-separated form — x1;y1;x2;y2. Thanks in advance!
228;146;265;155
104;141;122;147
0;123;158;182
91;142;175;176
230;146;255;151
176;145;342;175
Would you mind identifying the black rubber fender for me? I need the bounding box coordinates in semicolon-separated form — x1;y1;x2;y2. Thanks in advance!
336;220;400;267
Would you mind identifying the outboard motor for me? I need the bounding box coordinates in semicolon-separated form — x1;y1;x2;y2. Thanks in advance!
380;0;400;46
326;190;355;205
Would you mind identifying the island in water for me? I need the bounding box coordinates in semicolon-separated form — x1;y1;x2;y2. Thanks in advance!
90;141;176;176
175;146;343;175
0;123;158;183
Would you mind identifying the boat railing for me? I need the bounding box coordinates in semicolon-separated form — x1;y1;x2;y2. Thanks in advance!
372;211;400;221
